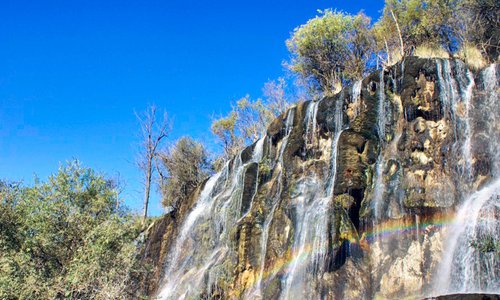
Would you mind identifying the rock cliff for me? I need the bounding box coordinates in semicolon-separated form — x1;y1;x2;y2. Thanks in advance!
137;57;499;299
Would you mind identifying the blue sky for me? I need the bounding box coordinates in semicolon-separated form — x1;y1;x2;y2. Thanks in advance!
0;0;383;216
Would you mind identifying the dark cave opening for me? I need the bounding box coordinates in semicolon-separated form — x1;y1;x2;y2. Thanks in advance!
348;188;364;232
331;240;350;271
356;140;367;154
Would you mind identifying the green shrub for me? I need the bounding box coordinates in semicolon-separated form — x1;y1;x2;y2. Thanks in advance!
286;10;374;94
0;161;146;300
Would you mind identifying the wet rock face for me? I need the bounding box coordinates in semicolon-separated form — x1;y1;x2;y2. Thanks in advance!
133;180;207;296
137;58;500;299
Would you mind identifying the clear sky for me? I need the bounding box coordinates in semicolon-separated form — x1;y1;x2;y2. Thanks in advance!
0;0;383;216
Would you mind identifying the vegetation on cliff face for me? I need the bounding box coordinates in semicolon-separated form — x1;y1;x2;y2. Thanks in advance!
0;162;147;300
158;136;212;210
211;78;292;165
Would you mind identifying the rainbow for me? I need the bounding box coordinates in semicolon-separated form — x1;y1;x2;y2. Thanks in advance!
242;211;463;294
362;211;457;242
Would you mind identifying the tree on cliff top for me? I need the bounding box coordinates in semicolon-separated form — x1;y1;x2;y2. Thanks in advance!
373;0;498;66
211;110;244;164
458;0;500;61
373;0;457;60
158;137;212;210
286;10;374;95
211;78;292;167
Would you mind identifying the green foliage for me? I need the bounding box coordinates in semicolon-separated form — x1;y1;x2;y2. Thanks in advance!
212;81;292;163
459;0;500;60
373;0;498;64
373;0;444;60
469;235;498;254
286;9;374;94
258;158;273;180
0;161;145;300
159;137;212;209
235;96;269;143
211;110;243;161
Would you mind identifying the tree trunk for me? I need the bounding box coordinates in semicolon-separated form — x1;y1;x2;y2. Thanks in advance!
390;9;405;58
142;157;153;223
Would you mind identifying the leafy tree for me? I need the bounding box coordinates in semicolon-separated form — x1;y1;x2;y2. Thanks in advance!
457;0;500;61
211;110;243;162
158;137;212;210
0;162;145;300
286;10;374;94
211;82;294;165
234;96;268;143
373;0;498;64
373;0;428;61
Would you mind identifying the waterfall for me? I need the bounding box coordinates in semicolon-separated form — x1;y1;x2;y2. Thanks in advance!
373;70;387;220
157;171;225;299
279;177;327;300
325;94;345;196
436;60;460;125
304;100;320;146
436;59;477;184
377;70;386;142
434;178;500;295
457;64;475;178
252;136;266;163
252;108;295;298
239;136;267;220
432;62;499;297
482;64;499;176
350;80;362;120
158;139;267;299
280;93;345;299
152;59;499;300
436;59;475;159
372;154;385;220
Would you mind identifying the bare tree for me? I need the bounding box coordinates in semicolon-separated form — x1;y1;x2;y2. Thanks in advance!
136;105;171;223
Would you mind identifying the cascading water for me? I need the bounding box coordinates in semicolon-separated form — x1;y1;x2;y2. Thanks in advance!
434;178;500;294
373;70;387;220
377;70;386;142
436;59;476;185
326;93;345;197
456;63;475;178
158;136;267;299
481;64;499;176
350;80;362;120
157;171;225;299
252;108;295;298
372;156;385;220
436;60;460;124
432;62;499;297
280;92;345;299
304;100;320;146
239;136;267;219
